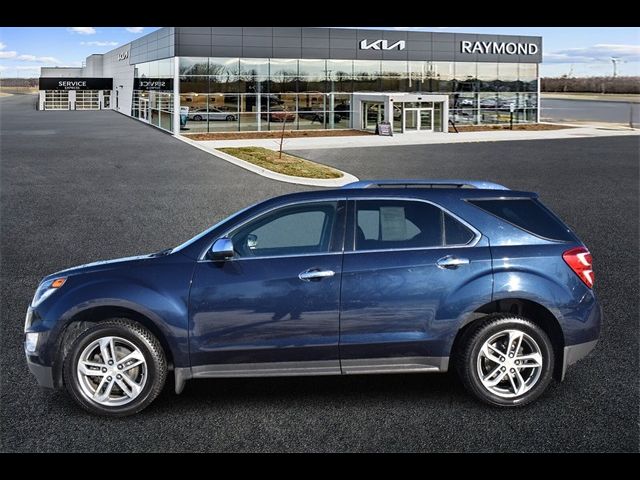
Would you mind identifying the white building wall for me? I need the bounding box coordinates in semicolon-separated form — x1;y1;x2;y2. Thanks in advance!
84;55;104;77
40;67;84;78
101;44;135;115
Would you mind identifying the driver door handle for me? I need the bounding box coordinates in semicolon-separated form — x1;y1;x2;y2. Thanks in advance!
299;268;335;282
437;255;470;269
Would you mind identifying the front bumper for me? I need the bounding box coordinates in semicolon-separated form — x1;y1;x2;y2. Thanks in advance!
560;339;598;381
26;357;54;389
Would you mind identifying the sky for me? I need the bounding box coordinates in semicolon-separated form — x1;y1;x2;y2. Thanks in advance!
0;26;638;78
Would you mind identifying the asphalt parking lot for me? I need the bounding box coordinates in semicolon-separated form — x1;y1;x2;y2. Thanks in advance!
1;94;638;452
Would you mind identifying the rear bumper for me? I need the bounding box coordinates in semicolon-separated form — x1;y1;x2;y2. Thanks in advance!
560;339;598;381
27;358;54;389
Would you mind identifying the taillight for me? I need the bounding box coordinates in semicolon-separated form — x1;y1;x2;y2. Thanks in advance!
563;247;594;288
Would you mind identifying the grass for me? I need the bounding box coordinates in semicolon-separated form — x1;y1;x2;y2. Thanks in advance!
218;147;343;179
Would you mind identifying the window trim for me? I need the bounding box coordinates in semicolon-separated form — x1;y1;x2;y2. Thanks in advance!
464;197;573;243
348;197;482;254
198;197;347;262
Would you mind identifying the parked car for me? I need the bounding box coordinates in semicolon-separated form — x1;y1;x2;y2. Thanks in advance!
188;107;237;122
260;109;296;122
25;179;601;415
298;109;343;123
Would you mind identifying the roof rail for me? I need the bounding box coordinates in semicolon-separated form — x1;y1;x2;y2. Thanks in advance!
341;179;510;190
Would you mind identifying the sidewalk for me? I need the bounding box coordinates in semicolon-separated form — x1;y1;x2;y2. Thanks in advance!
194;125;639;152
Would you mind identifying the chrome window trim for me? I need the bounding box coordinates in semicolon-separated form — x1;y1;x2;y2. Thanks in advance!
198;197;347;262
350;196;483;253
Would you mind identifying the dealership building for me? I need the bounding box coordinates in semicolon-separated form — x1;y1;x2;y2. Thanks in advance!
39;27;542;135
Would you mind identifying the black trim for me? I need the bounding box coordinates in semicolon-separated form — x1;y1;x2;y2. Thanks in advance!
27;358;54;389
39;78;112;91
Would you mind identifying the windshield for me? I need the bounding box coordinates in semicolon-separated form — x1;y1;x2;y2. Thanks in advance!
170;202;260;254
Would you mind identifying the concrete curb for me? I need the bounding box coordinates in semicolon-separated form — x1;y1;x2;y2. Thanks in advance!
173;134;359;187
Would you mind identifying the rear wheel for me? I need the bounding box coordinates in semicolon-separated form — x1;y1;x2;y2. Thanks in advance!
456;315;554;407
63;318;166;416
193;114;202;121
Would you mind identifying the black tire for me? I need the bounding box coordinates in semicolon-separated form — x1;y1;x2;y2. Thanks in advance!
193;115;202;121
63;318;167;416
455;314;554;407
225;115;235;121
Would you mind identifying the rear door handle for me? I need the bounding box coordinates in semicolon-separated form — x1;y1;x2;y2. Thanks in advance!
437;255;470;269
299;268;335;282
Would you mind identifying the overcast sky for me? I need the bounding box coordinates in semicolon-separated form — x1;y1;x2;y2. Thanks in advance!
1;26;638;78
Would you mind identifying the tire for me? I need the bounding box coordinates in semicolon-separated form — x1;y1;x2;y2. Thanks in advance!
455;314;554;407
63;318;167;416
193;115;202;121
225;115;235;121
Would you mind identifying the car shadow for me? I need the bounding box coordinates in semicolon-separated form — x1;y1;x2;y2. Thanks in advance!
152;371;469;411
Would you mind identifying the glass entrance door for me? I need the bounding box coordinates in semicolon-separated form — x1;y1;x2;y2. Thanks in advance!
404;109;418;131
139;98;149;122
404;108;434;132
420;109;434;131
362;102;384;131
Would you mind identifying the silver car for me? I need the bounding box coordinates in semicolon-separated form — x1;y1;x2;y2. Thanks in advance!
188;108;237;122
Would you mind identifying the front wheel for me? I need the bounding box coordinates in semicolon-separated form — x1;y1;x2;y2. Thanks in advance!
456;315;554;407
63;318;167;416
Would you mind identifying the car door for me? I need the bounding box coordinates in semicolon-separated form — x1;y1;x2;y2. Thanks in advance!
189;199;346;376
339;198;493;373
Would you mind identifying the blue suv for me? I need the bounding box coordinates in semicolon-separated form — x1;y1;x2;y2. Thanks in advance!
24;180;601;415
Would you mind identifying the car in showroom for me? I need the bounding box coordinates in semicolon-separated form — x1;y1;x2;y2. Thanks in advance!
188;107;237;122
25;180;601;416
260;108;297;123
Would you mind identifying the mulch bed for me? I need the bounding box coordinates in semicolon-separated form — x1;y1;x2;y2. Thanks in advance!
184;129;374;141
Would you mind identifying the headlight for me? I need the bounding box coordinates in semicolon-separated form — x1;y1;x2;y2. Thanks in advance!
31;277;67;308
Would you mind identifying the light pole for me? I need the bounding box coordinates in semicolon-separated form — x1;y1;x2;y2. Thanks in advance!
611;57;620;78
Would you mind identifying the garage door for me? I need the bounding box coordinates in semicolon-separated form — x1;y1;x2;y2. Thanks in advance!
75;90;99;110
44;91;69;110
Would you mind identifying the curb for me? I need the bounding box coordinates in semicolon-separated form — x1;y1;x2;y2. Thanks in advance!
173;134;359;187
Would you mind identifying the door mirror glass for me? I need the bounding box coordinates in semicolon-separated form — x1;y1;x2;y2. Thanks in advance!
209;238;234;261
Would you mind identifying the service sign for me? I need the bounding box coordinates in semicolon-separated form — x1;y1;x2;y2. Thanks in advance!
39;77;113;91
134;78;174;91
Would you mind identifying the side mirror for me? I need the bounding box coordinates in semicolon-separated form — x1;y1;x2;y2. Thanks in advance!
209;238;234;261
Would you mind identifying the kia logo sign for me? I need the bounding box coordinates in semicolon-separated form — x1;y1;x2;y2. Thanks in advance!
359;39;406;51
117;51;129;61
461;41;539;55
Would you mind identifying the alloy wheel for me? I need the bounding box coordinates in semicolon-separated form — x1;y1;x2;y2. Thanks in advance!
476;329;543;398
76;336;147;406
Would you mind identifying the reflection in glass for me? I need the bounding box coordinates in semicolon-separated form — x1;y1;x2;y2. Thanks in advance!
299;59;327;77
179;57;209;75
210;58;240;76
353;60;381;76
432;62;453;92
477;62;498;91
240;58;269;76
519;64;538;92
454;62;477;92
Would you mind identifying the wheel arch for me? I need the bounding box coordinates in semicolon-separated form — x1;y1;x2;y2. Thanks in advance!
53;305;175;389
451;298;566;381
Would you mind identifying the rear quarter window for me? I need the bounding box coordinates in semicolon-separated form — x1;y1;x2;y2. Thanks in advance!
468;199;574;241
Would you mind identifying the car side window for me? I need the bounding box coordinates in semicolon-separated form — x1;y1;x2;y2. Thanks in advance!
230;202;338;258
355;200;476;251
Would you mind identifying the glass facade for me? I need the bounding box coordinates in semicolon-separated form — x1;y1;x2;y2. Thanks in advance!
131;57;538;133
132;58;175;132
